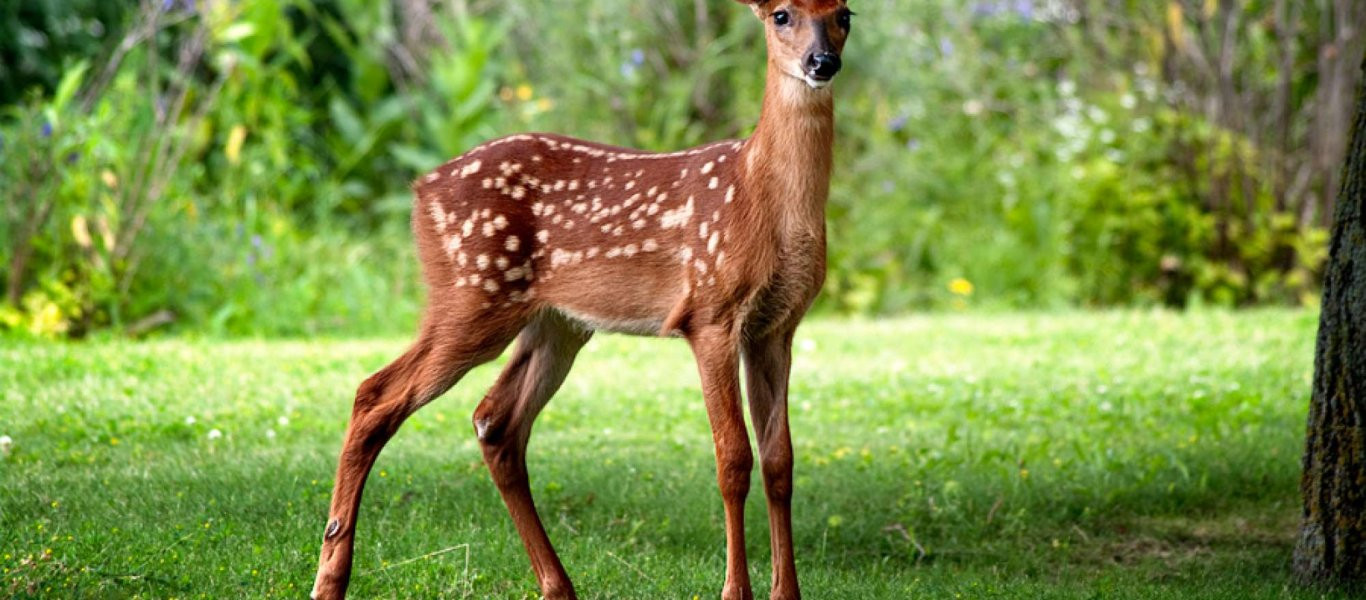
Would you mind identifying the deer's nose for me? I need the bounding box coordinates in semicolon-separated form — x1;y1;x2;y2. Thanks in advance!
805;52;842;80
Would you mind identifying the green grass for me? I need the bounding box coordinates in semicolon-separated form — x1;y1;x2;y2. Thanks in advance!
0;310;1348;599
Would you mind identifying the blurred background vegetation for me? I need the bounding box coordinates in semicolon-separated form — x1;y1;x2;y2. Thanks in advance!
1;0;1362;338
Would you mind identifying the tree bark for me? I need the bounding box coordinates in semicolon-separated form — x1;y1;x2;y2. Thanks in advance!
1294;53;1366;587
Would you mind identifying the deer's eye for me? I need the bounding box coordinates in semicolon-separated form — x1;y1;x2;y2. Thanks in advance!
773;10;791;26
837;10;854;30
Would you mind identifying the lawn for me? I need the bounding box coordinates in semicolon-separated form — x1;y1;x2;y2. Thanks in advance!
0;310;1347;599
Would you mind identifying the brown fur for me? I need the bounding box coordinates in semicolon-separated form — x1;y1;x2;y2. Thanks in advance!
311;2;850;599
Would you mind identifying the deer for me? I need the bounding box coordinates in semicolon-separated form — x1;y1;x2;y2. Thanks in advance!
311;1;852;598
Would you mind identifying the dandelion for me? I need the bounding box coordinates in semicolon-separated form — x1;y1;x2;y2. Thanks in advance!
1019;468;1030;479
516;84;533;102
827;514;844;527
948;278;974;296
276;415;289;427
0;435;11;454
185;416;196;425
265;429;276;440
207;429;223;440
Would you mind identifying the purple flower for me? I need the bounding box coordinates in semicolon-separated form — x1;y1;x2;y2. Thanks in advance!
906;138;922;151
1013;0;1033;20
65;152;79;164
630;49;645;66
251;234;263;249
888;115;909;133
939;38;954;58
620;62;636;78
972;2;1000;18
41;122;52;138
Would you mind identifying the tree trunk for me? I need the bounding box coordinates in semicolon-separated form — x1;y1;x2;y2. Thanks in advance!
1294;54;1366;587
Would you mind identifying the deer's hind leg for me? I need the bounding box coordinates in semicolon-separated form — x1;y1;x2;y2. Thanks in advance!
473;310;592;600
311;304;528;600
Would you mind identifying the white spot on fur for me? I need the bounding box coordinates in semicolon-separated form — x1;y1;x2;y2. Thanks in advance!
659;196;695;229
460;159;482;178
428;201;448;233
505;236;520;252
537;230;549;243
724;185;735;203
708;177;719;190
476;254;490;269
701;161;714;174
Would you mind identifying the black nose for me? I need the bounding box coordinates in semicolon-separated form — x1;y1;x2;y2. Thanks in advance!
806;52;842;79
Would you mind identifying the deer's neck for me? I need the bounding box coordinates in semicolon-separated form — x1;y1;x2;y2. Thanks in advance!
741;61;835;237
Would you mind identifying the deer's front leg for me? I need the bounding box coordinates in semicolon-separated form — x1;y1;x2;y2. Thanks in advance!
744;331;799;600
689;325;754;600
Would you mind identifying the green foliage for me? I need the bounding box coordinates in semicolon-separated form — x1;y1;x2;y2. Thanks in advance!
0;311;1330;597
0;0;1342;336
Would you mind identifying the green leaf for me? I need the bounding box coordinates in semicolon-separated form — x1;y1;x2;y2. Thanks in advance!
52;60;90;114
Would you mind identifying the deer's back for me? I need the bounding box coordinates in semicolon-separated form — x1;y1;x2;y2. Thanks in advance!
412;133;763;335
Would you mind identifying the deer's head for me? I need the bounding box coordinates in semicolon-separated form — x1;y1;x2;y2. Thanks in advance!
739;0;854;89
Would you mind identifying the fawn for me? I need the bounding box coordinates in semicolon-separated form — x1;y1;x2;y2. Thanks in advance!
311;1;852;598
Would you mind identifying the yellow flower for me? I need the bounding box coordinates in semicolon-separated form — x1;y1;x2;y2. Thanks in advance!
536;98;554;112
948;278;974;296
100;170;118;189
516;84;533;102
225;125;247;165
1019;468;1030;479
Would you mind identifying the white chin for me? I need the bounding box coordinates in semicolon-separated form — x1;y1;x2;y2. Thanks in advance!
803;77;832;90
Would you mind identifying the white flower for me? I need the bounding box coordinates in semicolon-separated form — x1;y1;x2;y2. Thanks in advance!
265;429;277;440
207;429;223;440
0;435;12;453
277;416;290;427
185;416;196;425
799;339;817;352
